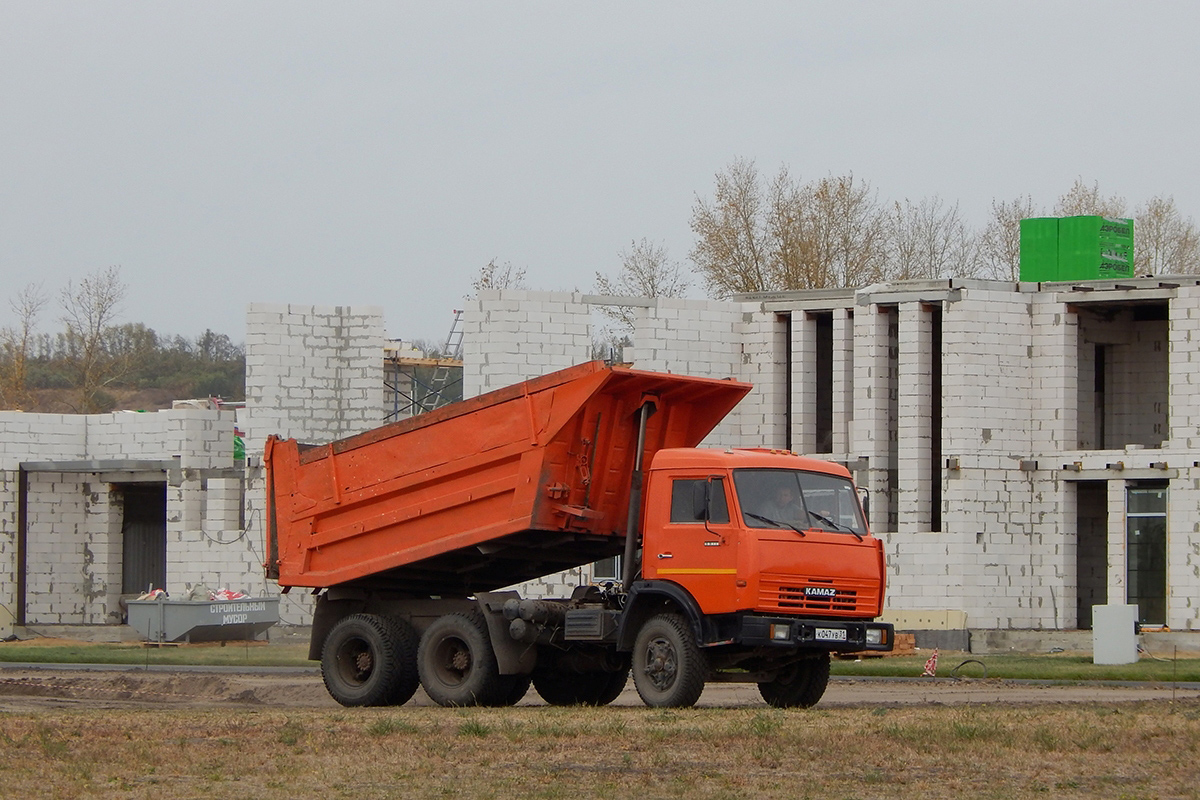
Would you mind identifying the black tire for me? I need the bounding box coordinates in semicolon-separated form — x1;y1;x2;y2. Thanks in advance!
321;613;417;707
596;668;630;705
417;611;506;707
757;653;831;709
497;673;533;706
383;617;421;706
631;613;706;708
532;667;628;706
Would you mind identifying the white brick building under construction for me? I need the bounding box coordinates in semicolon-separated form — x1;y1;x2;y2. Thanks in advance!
2;278;1200;649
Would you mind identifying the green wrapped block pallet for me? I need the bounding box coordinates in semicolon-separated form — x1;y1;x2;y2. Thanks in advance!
1020;215;1134;282
1019;217;1061;282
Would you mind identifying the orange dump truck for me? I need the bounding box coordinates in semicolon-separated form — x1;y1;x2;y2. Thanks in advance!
265;361;892;709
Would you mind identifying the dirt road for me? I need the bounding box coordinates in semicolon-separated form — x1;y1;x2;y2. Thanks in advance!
1;664;1196;711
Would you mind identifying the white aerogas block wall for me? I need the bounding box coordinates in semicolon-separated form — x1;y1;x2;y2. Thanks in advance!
465;280;1200;632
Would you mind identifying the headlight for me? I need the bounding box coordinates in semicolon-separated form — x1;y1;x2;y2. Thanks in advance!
865;627;885;646
770;623;791;641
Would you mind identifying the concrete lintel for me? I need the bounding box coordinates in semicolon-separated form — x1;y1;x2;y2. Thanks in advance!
736;287;857;305
1056;288;1177;305
19;458;180;473
98;471;171;484
760;298;857;313
1057;468;1178;481
580;294;656;308
857;288;962;307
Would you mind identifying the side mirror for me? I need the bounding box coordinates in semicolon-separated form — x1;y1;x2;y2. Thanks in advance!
857;487;870;525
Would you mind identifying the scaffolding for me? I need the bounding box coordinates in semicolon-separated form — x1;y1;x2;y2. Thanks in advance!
382;311;465;421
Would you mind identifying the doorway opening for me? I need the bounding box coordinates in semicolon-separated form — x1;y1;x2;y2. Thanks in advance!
1074;481;1108;629
120;483;167;596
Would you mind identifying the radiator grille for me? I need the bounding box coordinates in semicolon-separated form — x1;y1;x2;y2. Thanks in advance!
759;576;878;616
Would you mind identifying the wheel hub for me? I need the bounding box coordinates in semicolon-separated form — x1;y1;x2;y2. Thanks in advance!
644;637;678;690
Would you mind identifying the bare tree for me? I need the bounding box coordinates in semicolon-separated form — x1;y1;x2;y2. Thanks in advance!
691;160;889;294
977;195;1041;281
1055;178;1127;218
0;283;49;409
806;173;888;288
1134;195;1200;275
60;265;127;413
689;158;771;296
766;166;822;289
470;258;528;296
594;238;691;329
885;196;977;280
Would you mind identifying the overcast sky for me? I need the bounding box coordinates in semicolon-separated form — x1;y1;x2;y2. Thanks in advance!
3;2;1198;345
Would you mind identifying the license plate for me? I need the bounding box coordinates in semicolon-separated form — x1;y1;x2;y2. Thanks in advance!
815;627;847;642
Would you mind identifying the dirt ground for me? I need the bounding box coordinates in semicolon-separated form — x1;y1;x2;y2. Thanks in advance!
1;664;1196;711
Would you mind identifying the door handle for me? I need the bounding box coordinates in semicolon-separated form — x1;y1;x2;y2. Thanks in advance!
657;553;673;559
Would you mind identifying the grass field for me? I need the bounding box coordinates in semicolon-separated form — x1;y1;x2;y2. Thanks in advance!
1;701;1197;799
3;639;1200;682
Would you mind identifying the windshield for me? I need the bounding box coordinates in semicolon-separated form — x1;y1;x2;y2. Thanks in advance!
732;468;867;535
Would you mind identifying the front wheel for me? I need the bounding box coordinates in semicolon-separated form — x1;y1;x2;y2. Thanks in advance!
631;613;706;708
757;653;831;708
321;613;418;707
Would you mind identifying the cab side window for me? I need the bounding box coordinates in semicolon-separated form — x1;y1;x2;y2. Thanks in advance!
669;478;730;524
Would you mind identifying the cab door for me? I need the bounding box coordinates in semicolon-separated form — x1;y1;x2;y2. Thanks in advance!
642;475;741;613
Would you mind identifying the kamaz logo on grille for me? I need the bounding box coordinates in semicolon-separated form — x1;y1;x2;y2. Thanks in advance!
804;587;837;597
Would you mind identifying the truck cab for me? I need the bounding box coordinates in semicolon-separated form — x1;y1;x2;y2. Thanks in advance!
641;447;885;621
605;447;891;706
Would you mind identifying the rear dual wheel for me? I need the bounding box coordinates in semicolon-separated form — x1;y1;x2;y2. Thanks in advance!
533;667;629;706
418;610;526;707
321;613;420;707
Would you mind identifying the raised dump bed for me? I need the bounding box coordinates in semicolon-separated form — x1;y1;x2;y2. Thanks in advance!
265;361;750;595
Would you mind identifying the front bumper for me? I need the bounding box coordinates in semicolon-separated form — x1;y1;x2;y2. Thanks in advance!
734;614;895;652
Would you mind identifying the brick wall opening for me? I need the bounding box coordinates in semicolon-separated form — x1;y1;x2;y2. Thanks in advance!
1075;301;1168;450
1074;480;1108;629
119;483;167;596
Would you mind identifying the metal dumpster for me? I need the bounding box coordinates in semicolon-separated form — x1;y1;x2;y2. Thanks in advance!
125;597;280;643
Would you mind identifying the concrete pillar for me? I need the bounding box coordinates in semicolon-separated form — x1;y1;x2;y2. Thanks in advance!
790;313;817;454
853;304;895;533
1106;479;1126;605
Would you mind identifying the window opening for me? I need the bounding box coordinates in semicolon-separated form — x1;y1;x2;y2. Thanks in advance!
1126;483;1167;626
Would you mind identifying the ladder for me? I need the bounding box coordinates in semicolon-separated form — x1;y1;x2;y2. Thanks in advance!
442;309;464;361
418;310;464;413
